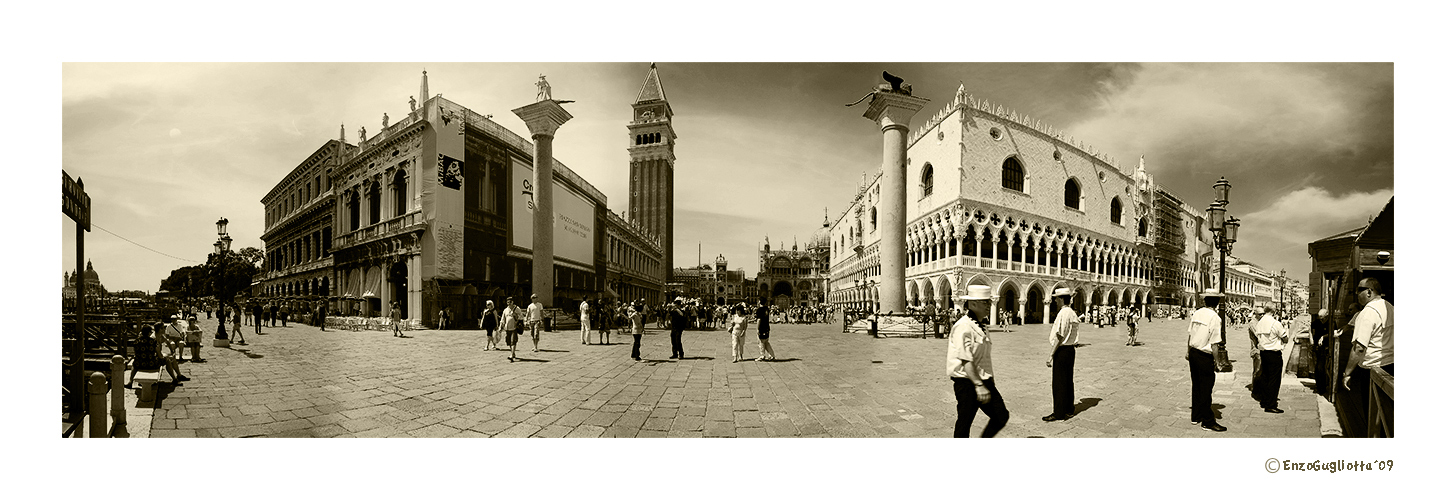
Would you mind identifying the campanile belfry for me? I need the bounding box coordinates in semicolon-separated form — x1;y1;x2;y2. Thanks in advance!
627;63;676;284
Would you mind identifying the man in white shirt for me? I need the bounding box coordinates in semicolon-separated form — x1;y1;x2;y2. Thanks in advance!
947;285;1008;438
1043;288;1080;422
526;294;545;353
1343;277;1394;408
1186;289;1227;432
1250;306;1289;413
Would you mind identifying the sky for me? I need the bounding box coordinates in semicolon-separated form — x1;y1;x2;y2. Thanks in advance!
60;62;1392;292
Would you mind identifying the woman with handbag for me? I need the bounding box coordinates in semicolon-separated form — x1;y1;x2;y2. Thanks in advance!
480;300;499;351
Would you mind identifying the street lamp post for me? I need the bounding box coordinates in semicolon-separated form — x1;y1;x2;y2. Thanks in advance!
1279;268;1286;319
1208;177;1239;372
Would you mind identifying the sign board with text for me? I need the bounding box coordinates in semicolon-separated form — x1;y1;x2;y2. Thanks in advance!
63;171;91;231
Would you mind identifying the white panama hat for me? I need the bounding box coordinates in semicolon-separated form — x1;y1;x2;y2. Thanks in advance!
1052;288;1073;297
959;285;992;301
1201;288;1224;298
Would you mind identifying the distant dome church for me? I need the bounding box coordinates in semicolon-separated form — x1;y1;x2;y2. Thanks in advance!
62;260;107;299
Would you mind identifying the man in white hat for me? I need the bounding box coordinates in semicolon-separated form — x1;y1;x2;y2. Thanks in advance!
1187;289;1227;432
1249;305;1288;413
947;285;1008;438
1044;288;1080;422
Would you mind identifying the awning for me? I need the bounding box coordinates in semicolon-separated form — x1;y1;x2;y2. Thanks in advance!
364;265;382;297
603;287;620;299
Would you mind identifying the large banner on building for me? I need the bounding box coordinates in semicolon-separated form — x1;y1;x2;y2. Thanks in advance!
512;158;595;266
421;101;466;280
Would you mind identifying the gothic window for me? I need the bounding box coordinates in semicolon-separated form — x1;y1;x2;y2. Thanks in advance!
1138;218;1148;237
870;207;878;232
1111;197;1123;224
1064;179;1082;210
921;163;934;197
368;181;381;225
393;170;408;217
1002;157;1025;192
348;191;360;231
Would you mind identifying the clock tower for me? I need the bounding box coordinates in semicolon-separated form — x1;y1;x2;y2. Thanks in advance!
627;63;676;285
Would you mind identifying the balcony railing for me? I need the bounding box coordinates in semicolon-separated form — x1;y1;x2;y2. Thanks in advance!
335;211;425;249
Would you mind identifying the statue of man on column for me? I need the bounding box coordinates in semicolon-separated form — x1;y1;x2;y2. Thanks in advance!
536;75;552;102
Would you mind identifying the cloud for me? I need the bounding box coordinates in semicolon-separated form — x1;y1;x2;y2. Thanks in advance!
1241;186;1392;245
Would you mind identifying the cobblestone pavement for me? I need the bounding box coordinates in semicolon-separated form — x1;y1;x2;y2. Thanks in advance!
149;315;1322;438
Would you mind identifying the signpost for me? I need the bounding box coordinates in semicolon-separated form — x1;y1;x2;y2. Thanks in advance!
63;171;91;422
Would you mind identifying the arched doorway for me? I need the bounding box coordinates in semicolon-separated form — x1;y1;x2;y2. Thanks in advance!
1026;285;1045;324
907;281;921;308
936;275;952;311
772;281;793;309
999;283;1019;325
389;260;408;318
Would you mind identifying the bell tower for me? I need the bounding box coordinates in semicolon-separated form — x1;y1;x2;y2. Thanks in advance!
627;63;676;285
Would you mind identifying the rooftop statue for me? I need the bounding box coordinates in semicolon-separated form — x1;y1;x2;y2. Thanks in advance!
845;71;914;108
536;75;552;102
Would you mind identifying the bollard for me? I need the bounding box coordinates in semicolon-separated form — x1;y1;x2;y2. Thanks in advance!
88;372;109;438
110;355;127;426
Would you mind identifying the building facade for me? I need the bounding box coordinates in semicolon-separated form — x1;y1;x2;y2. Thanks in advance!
670;255;748;305
828;84;1220;324
757;223;830;309
256;138;348;305
256;69;666;322
604;209;664;305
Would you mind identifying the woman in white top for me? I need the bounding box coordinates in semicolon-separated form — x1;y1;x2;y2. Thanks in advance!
728;304;749;362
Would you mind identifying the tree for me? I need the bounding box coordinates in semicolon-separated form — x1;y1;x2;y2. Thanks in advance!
205;249;259;305
237;246;264;268
159;265;207;304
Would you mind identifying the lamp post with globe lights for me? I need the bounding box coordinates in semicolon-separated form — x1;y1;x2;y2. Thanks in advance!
1208;177;1240;372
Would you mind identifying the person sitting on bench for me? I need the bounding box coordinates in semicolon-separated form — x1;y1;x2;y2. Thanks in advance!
127;325;187;387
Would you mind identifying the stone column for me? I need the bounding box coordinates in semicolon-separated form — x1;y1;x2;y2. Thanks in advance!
860;87;928;313
513;99;574;307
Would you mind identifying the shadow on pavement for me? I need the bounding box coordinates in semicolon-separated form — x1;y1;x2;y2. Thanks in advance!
1211;403;1226;420
229;347;264;359
513;358;549;363
536;349;569;353
1071;397;1102;416
762;358;799;363
679;356;715;361
639;359;674;365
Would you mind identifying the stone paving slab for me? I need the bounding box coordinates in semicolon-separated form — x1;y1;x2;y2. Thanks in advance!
147;316;1324;438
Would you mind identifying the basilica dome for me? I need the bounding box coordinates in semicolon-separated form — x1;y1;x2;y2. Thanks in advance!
808;213;831;251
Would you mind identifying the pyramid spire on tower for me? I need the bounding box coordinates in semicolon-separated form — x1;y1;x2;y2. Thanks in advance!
635;63;667;103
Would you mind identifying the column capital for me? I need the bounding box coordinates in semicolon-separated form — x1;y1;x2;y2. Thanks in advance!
511;100;574;138
864;91;931;131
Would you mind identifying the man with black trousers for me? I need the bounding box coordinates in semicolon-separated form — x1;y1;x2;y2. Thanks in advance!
668;298;687;359
1043;288;1080;422
252;302;264;334
1186;289;1228;432
948;285;1009;438
1250;306;1289;413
